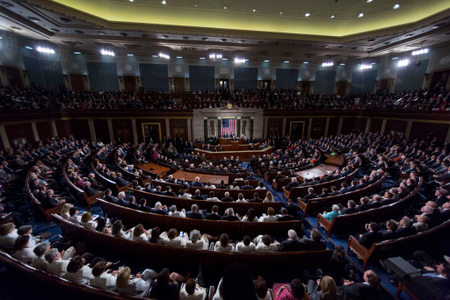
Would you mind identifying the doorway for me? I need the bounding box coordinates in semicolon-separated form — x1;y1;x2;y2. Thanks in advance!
261;80;271;89
430;69;450;94
219;79;229;89
70;74;84;91
301;81;311;95
5;67;24;88
173;77;185;93
336;81;347;95
173;127;185;139
124;76;136;92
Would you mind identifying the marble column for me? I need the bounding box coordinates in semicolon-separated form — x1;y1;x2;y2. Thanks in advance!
282;118;287;137
307;117;313;139
203;117;208;142
250;117;254;142
324;118;330;137
187;119;192;141
51;120;58;137
31;122;40;142
165;119;171;138
88;119;96;141
107;119;114;142
405;121;413;139
236;117;241;137
337;117;344;136
263;118;269;139
365;117;371;133
380;119;387;135
0;125;10;149
217;117;222;138
131;118;138;144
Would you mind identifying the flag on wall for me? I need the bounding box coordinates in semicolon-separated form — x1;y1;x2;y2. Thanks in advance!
222;118;235;136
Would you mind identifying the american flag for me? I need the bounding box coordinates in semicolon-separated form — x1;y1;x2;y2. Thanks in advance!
222;118;235;136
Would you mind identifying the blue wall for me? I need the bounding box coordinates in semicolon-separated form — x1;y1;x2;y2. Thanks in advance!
188;65;215;91
40;60;64;89
315;70;336;94
86;61;119;90
394;59;429;92
22;55;45;88
350;69;378;94
234;67;258;90
140;63;169;92
276;69;299;89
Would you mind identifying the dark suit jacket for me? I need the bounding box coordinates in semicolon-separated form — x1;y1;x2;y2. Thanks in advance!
302;193;318;202
192;195;204;200
379;229;397;241
186;211;205;219
83;186;98;197
440;209;450;222
341;207;357;215
277;215;295;221
285;182;300;191
249;198;263;203
241;185;253;190
116;198;129;207
205;213;222;220
150;209;168;215
284;203;299;219
303;239;327;251
42;196;60;208
396;226;417;238
116;177;129;187
164;191;177;197
221;215;240;221
105;195;117;203
340;282;379;300
221;197;233;202
191;182;204;188
278;239;304;252
358;231;381;248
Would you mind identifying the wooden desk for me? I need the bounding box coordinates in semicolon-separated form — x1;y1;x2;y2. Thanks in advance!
325;155;344;167
195;146;273;162
139;163;170;178
295;164;338;181
172;171;229;185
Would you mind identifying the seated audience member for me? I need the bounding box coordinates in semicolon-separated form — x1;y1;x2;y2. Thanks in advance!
132;224;150;242
160;228;186;247
222;208;240;221
306;276;339;300
301;188;318;203
185;229;210;250
284;177;300;191
285;199;300;218
45;247;76;276
273;278;309;300
178;189;192;199
303;229;326;250
169;205;186;218
241;180;253;190
104;188;117;203
186;204;205;219
255;181;266;190
339;270;380;300
117;266;157;297
69;206;79;223
250;192;264;202
340;200;357;215
396;216;417;238
60;203;73;220
192;189;204;200
236;235;256;253
206;191;220;201
276;229;304;252
12;235;34;264
221;192;233;202
413;215;429;232
255;234;278;253
242;208;259;222
263;191;275;203
149;227;162;244
229;182;240;190
277;208;295;221
179;277;207;300
0;223;19;250
164;186;177;197
235;193;247;203
322;205;341;222
206;205;222;220
216;263;258;300
31;242;51;270
214;233;234;252
355;196;370;212
205;181;216;189
112;220;132;239
191;177;204;188
90;261;118;291
151;202;168;215
80;212;108;233
259;207;277;222
64;255;95;284
255;276;271;300
358;222;381;248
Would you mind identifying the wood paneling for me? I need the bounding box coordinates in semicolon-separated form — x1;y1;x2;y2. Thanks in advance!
311;118;326;138
287;118;309;139
70;74;84;91
342;118;367;134
328;118;339;136
55;120;90;140
410;122;449;144
370;118;383;133
111;119;133;143
5;123;35;147
385;120;407;135
266;118;283;137
169;119;187;139
36;121;52;142
6;67;24;89
94;119;110;143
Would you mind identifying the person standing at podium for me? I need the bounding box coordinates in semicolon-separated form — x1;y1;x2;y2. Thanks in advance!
223;132;228;138
231;134;237;141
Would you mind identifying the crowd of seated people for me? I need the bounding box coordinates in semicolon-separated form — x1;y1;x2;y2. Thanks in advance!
2;84;449;111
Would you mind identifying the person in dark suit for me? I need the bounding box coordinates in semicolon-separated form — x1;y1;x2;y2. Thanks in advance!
221;208;240;221
139;199;151;212
328;186;340;196
163;186;177;197
205;205;222;220
396;216;417;238
368;195;382;209
303;229;326;250
83;182;98;197
221;192;233;202
246;172;257;180
284;177;300;191
128;196;140;210
185;204;205;219
249;192;263;203
379;219;398;241
327;245;348;283
241;180;253;190
301;187;318;203
285;199;300;219
153;186;164;195
440;202;450;222
42;189;65;208
150;202;168;215
277;208;295;221
276;229;304;252
191;177;204;188
340;270;381;300
358;222;381;248
318;188;329;198
116;191;129;207
421;263;450;293
339;182;350;194
115;173;129;187
340;200;357;215
104;189;117;203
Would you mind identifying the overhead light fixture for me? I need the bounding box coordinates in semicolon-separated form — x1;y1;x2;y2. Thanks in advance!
360;64;372;70
398;59;409;67
432;25;439;29
305;13;310;17
161;0;166;4
195;4;197;7
330;15;335;19
280;11;283;14
176;56;182;58
392;57;399;60
25;46;33;50
366;0;373;2
101;49;115;56
222;58;228;61
127;54;134;57
235;58;246;64
200;57;206;60
322;62;334;67
358;13;364;18
152;55;159;57
74;51;81;55
0;36;3;40
393;4;400;9
253;9;256;12
159;53;170;59
224;6;226;9
129;0;133;2
264;60;270;62
371;62;376;65
340;63;345;65
303;61;309;64
209;53;223;60
412;48;429;56
284;61;290;63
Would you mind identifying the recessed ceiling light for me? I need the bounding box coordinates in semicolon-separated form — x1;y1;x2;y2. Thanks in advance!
224;6;226;9
303;61;309;64
366;0;373;2
371;62;376;65
200;57;206;59
176;56;182;58
222;58;228;61
25;46;33;50
253;9;256;12
358;13;364;18
0;36;3;40
129;0;133;2
152;55;159;57
74;51;81;55
127;54;134;57
264;60;270;62
28;17;40;22
284;61;290;63
432;25;439;29
162;0;166;4
393;4;400;9
392;57;399;60
340;63;345;65
305;13;310;17
280;12;283;14
195;4;197;7
330;15;335;19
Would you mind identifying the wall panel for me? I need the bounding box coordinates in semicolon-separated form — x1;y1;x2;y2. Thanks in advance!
314;70;336;94
349;69;378;94
93;119;110;143
287;118;309;139
276;69;299;89
40;59;64;88
111;119;133;143
36;121;52;142
22;55;45;88
311;118;326;139
188;66;215;92
5;123;35;147
139;64;169;92
394;59;429;92
86;62;119;90
385;120;407;135
341;118;367;134
410;122;449;143
55;120;90;140
234;67;258;90
169;119;188;139
370;118;383;133
328;118;339;136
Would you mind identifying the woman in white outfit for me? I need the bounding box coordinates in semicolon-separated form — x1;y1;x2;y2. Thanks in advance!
116;266;158;297
185;229;211;250
112;219;132;239
90;261;118;291
132;224;150;242
214;233;234;252
12;235;35;264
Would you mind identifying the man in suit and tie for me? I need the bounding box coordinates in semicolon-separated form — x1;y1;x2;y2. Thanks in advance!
340;270;381;300
421;263;450;293
284;177;300;191
42;189;65;208
116;191;129;207
83;182;98;197
104;189;117;203
276;208;295;221
246;172;257;180
221;208;240;221
440;202;450;222
205;205;222;220
191;189;204;200
186;204;205;219
303;229;326;250
249;192;263;203
220;192;233;202
163;186;177;197
340;200;357;215
191;176;204;188
285;199;300;219
276;229;304;252
301;187;318;203
358;222;381;248
115;173;129;187
150;202;168;215
241;180;253;190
